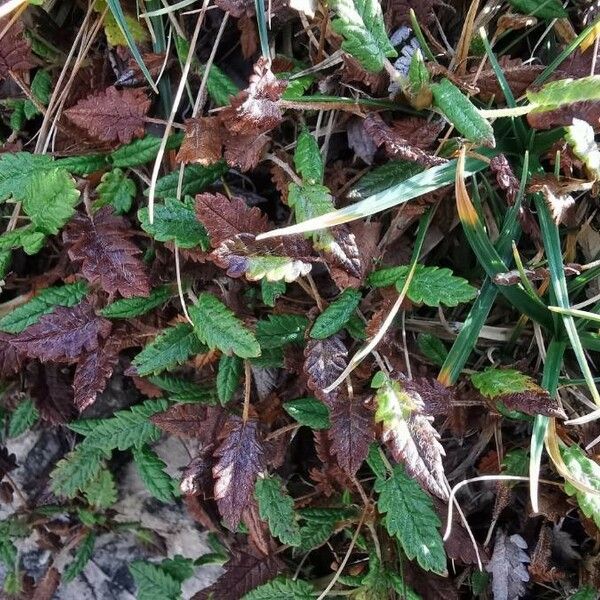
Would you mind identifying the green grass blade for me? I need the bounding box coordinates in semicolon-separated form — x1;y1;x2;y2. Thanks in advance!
254;0;270;60
145;0;172;117
141;0;198;17
107;0;158;93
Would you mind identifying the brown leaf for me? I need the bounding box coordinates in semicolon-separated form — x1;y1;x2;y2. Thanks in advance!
32;567;60;600
224;131;270;172
196;193;269;247
384;0;439;28
527;100;600;131
404;377;455;416
211;233;314;281
341;55;388;95
213;416;265;529
304;335;348;403
64;207;151;298
29;363;77;424
176;116;223;165
73;336;121;411
0;446;17;480
490;154;520;205
221;58;287;135
325;225;363;279
239;15;259;59
328;394;374;476
387;117;446;150
243;500;275;556
529;525;564;583
214;0;253;17
151;404;208;438
192;548;284;600
11;302;111;362
181;452;214;496
364;114;446;168
118;52;167;87
64;86;150;144
498;388;566;419
0;332;22;378
0;18;35;80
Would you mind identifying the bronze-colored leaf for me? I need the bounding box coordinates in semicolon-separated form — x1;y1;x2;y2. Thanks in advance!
151;404;208;438
0;332;22;378
303;335;348;402
0;18;35;80
176;116;223;165
223;131;270;172
29;363;77;424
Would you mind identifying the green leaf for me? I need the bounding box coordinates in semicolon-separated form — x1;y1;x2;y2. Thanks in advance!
528;76;600;111
369;264;477;307
189;292;261;359
348;161;424;201
22;168;80;235
329;0;397;73
217;354;243;405
84;468;118;509
130;561;181;600
50;444;109;498
507;0;567;19
70;398;169;452
471;367;540;398
431;78;495;147
150;162;227;199
100;285;173;318
95;168;136;214
160;556;195;583
64;532;96;582
110;133;183;168
296;507;356;552
310;289;362;339
24;70;51;119
417;333;448;367
501;448;529;477
147;374;217;404
366;443;388;480
561;444;600;528
0;281;88;333
8;398;38;438
0;226;46;255
132;323;208;376
255;476;302;546
256;314;308;349
243;577;314;600
294;128;323;184
139;197;210;249
570;585;600;600
56;153;109;176
261;279;286;307
283;397;330;429
202;63;239;107
133;445;177;503
0;152;54;202
376;465;447;575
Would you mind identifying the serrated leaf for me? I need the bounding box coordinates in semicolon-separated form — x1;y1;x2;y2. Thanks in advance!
217;354;243;405
95;168;136;214
528;76;600;111
294;129;323;184
189;292;260;359
329;0;397;73
8;398;38;438
203;63;240;106
130;561;181;600
22;168;80;235
243;576;314;600
0;226;46;255
368;264;477;307
147;374;217;404
310;289;362;339
471;367;539;398
261;280;285;307
50;444;109;498
486;532;530;600
508;0;567;19
288;182;336;250
0;152;54;202
56;153;109;176
110;133;183;168
63;532;96;582
255;476;302;546
139;197;210;249
0;281;88;334
561;444;600;528
150;162;227;199
348;160;424;200
376;465;447;575
151;403;209;437
133;445;177;503
417;333;448;367
374;374;447;499
160;556;195;583
283;397;330;429
101;285;173;319
132;323;208;376
70;398;169;452
256;314;308;349
83;467;118;509
431;78;495;147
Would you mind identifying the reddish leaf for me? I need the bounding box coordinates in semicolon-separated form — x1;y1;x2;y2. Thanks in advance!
498;389;566;419
304;335;348;402
0;18;35;79
385;0;439;27
490;154;520;205
328;394;374;476
151;404;208;438
73;336;121;411
213;416;265;529
214;0;253;17
32;567;61;600
527;100;600;131
196;193;269;247
243;499;275;556
239;15;259;59
64;86;150;144
0;332;22;377
386;117;446;150
341;55;388;95
176;116;223;165
221;58;287;135
364;113;447;167
192;548;284;600
29;363;77;424
64;207;151;298
11;302;111;362
223;131;270;172
404;377;456;416
325;225;363;279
